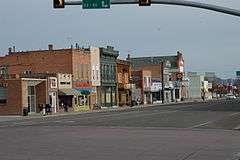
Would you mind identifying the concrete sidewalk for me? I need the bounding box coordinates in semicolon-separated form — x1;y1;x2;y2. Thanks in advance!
0;116;23;122
0;99;215;122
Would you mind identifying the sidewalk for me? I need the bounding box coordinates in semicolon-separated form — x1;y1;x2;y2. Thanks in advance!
0;99;215;122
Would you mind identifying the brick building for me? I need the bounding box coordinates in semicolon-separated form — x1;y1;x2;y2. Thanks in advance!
129;51;186;102
0;77;47;115
0;44;93;115
132;70;152;104
116;59;131;106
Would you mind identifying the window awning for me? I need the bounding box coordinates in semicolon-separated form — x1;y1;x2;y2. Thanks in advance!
58;88;92;96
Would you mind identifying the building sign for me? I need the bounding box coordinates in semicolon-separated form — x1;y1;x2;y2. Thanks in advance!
177;72;183;80
208;83;213;89
73;81;91;89
151;82;162;92
50;77;57;89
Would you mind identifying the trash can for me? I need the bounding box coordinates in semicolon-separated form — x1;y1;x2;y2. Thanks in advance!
23;107;28;116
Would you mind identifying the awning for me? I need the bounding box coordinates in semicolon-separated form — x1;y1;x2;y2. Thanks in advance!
58;88;92;96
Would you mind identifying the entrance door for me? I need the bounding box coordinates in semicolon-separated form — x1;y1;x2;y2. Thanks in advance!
49;92;57;113
28;86;36;113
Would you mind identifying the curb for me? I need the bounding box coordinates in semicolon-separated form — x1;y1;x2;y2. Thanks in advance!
0;99;219;122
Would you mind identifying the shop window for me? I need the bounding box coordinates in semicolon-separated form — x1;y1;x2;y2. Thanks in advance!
92;69;95;80
96;70;99;80
0;99;7;104
74;97;78;105
23;70;32;75
28;86;35;95
78;95;85;106
175;89;180;99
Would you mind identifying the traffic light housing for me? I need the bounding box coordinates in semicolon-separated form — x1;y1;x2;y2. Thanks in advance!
139;0;151;6
53;0;65;8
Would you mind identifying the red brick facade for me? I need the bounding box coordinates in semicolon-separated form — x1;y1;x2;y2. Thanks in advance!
0;45;92;115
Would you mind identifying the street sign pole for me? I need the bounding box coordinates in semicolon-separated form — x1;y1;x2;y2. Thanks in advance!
63;0;240;17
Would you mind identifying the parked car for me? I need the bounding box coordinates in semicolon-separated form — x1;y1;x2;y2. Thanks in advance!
226;94;236;100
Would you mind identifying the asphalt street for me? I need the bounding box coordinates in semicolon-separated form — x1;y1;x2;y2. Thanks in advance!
0;99;240;160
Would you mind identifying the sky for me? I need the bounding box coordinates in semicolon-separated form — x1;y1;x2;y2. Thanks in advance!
0;0;239;78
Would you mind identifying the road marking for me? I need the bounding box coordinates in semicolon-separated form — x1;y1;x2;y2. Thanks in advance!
66;110;179;122
190;112;240;129
233;125;240;130
230;112;240;116
189;121;212;129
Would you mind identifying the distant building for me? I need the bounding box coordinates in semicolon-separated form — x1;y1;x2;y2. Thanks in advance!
132;70;152;104
90;46;101;107
187;72;198;77
116;59;131;106
205;72;216;82
99;46;119;107
129;51;185;102
188;74;205;99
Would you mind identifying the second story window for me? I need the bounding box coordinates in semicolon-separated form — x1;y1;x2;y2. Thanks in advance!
23;70;32;75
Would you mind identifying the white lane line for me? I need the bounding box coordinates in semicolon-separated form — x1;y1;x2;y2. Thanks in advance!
189;121;212;129
190;112;240;129
234;125;240;130
230;112;240;116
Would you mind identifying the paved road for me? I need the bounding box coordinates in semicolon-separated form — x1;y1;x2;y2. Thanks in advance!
0;100;240;160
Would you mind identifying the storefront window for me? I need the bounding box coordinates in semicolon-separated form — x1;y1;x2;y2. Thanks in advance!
112;92;116;103
101;93;105;104
106;93;111;103
78;95;85;106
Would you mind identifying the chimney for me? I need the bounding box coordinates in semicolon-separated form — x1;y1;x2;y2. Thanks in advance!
107;46;114;50
48;44;53;51
177;51;182;56
13;46;16;52
127;54;131;60
8;47;12;54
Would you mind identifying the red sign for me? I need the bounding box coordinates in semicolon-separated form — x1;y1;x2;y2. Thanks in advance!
73;81;91;89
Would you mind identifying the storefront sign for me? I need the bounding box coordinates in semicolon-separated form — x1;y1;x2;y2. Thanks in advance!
73;81;91;89
50;77;57;89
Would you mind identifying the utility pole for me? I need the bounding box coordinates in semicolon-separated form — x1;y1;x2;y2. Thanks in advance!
59;0;240;18
161;62;164;104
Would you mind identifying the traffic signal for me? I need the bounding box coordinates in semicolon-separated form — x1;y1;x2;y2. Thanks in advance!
53;0;65;8
139;0;151;6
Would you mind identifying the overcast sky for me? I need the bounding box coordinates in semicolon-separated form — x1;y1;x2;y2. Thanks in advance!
0;0;239;78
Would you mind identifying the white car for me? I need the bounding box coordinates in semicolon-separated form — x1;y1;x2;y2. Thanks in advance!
226;94;236;100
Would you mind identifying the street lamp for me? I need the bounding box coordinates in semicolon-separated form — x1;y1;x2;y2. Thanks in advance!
130;76;133;107
161;62;164;104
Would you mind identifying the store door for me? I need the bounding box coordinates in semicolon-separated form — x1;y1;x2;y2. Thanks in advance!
49;92;57;113
28;86;36;113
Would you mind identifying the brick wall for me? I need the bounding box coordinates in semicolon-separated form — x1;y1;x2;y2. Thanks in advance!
0;79;22;115
72;49;91;81
134;65;162;80
36;81;47;113
0;49;73;75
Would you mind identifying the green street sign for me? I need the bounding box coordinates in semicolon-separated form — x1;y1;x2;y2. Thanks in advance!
82;0;110;9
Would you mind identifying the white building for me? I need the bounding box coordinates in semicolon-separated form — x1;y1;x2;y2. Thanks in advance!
188;75;204;99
